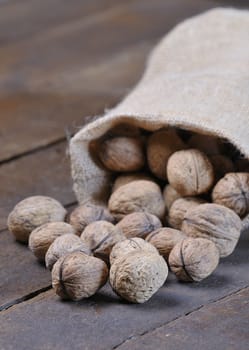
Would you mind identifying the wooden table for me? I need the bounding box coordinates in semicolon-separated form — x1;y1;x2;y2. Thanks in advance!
0;1;249;349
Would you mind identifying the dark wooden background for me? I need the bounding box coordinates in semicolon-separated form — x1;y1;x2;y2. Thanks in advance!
0;1;249;349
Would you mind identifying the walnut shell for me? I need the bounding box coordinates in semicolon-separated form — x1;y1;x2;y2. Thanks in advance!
116;212;162;239
69;204;114;236
45;233;91;270
29;222;75;261
112;173;154;193
163;185;181;211
168;197;206;229
7;196;67;243
147;129;186;180
52;251;108;301
80;221;125;263
108;180;165;221
188;134;222;155
181;203;241;257
98;136;145;172
167;149;214;196
110;251;168;303
209;155;234;182
110;237;158;265
212;173;249;218
146;228;186;260
168;238;219;282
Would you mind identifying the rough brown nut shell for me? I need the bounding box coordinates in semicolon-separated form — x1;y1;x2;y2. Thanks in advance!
69;204;114;236
108;180;165;221
116;212;162;239
147;129;186;180
110;237;159;265
212;173;249;218
146;228;186;260
45;233;91;270
7;196;67;243
80;221;125;263
209;155;234;182
29;222;75;262
188;134;222;155
163;185;182;211
52;251;108;301
168;238;219;282
168;197;206;229
98;136;145;172
112;173;154;193
181;203;242;257
109;251;168;303
167;149;214;196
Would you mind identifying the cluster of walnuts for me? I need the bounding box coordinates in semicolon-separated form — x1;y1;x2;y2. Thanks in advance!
7;125;249;304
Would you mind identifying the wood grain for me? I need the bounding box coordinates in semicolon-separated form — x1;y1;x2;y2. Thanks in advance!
0;142;75;231
0;229;248;348
117;287;249;350
0;0;134;46
0;42;151;162
0;0;217;162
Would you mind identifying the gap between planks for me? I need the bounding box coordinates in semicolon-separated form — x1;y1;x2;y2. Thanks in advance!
0;285;52;312
112;284;249;349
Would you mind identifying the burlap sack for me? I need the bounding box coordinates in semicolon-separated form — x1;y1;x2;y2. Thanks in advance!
70;8;249;226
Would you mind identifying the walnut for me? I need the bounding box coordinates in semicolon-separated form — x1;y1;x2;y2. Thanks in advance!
98;136;145;172
7;196;67;243
168;238;219;282
109;251;168;303
112;173;153;193
28;222;75;262
108;180;165;221
69;203;114;236
209;155;234;181
146;227;186;260
181;203;242;257
109;237;159;265
52;251;108;301
116;212;162;239
80;221;125;263
45;233;91;270
188;134;222;155
167;149;214;196
147;129;186;180
212;173;249;218
168;197;205;229
163;185;181;211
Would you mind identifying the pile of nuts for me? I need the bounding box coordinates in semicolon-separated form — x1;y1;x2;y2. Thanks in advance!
7;125;249;303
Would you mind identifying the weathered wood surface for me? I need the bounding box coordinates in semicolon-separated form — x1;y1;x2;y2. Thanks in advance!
0;0;217;162
117;287;249;350
0;142;75;231
1;1;249;349
0;230;248;349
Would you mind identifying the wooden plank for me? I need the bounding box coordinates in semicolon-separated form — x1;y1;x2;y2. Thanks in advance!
0;0;133;46
0;229;51;310
117;287;249;350
0;42;151;162
0;0;217;162
0;142;75;231
0;229;248;348
0;0;216;78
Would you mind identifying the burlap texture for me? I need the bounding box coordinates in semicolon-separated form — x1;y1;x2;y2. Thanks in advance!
70;8;249;227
